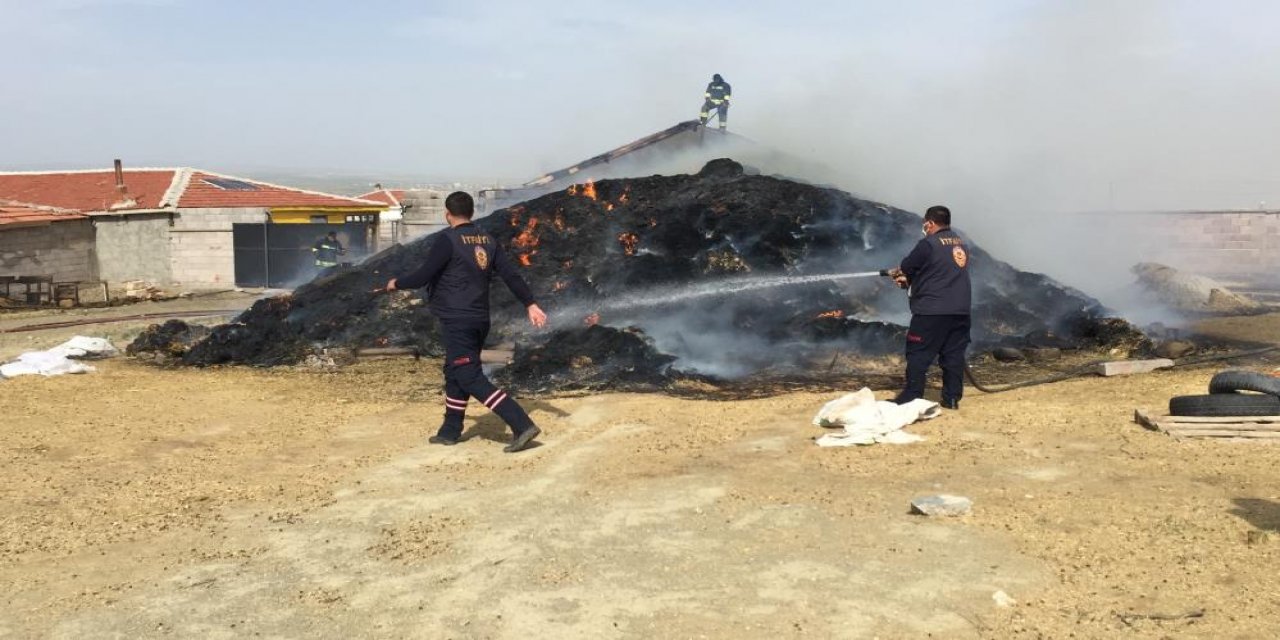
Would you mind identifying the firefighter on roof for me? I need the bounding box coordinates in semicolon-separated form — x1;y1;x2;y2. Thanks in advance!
699;73;732;130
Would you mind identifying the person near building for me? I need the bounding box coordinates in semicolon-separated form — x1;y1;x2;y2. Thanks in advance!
385;192;548;453
887;205;972;409
312;231;346;269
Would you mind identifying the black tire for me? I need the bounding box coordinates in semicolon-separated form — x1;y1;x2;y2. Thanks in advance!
1169;394;1280;417
1209;370;1280;397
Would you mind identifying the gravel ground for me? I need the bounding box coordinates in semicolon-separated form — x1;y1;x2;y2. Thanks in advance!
1;311;1278;638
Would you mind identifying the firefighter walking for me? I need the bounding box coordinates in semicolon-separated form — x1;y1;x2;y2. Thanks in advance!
385;192;548;453
887;205;972;409
312;231;346;270
699;73;732;130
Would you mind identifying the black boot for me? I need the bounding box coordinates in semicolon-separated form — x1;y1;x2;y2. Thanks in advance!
503;425;541;453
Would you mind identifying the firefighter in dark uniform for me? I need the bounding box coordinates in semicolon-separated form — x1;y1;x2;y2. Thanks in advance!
888;205;972;409
699;73;732;130
385;192;548;453
312;231;345;269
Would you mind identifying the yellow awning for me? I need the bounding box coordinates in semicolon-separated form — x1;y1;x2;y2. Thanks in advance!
268;207;384;224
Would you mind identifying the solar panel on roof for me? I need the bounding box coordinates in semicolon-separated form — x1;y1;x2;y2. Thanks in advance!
203;177;259;191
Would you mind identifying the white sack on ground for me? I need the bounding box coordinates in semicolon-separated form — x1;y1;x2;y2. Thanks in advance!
0;336;118;379
812;387;940;447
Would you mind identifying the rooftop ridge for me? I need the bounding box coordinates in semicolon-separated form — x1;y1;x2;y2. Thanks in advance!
191;169;386;206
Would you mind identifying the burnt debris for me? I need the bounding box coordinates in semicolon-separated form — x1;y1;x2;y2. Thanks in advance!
500;325;678;394
129;159;1144;391
126;320;211;363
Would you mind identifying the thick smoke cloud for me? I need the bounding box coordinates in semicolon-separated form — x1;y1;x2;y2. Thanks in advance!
4;1;1277;304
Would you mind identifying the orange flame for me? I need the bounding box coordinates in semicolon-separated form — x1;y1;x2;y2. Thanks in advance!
513;217;540;267
815;310;845;319
582;180;597;200
617;232;639;256
584;312;600;327
513;218;540;249
605;202;614;211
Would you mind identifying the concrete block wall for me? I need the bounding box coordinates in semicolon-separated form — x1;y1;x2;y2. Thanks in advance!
95;214;172;283
1143;211;1280;278
399;222;447;243
0;220;97;282
401;190;450;226
169;207;266;288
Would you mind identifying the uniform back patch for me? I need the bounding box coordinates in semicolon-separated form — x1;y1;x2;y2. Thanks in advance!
952;246;968;268
474;246;489;270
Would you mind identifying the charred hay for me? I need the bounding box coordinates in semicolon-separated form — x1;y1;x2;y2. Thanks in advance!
126;320;211;363
129;159;1145;392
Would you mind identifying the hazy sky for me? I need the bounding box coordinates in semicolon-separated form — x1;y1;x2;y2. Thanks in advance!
4;0;1280;216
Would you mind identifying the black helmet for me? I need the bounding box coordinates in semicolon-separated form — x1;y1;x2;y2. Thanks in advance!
713;73;723;82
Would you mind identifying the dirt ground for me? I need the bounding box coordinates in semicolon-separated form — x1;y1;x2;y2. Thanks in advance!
2;309;1280;639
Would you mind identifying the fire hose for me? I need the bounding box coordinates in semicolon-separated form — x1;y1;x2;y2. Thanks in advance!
0;309;245;334
965;345;1280;394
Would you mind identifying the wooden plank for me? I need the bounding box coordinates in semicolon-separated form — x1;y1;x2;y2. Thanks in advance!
1164;423;1280;432
1135;408;1280;439
1166;429;1280;439
1151;414;1280;424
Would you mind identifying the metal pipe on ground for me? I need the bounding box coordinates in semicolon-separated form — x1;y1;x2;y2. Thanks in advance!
0;310;244;334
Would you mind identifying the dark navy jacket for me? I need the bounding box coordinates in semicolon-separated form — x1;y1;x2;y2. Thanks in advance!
705;81;732;102
899;228;972;316
396;224;536;322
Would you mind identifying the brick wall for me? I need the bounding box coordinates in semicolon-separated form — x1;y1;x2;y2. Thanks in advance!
1141;211;1280;278
95;214;173;283
169;207;266;287
0;220;97;281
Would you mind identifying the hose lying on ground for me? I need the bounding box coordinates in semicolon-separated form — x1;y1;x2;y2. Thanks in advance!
965;345;1280;394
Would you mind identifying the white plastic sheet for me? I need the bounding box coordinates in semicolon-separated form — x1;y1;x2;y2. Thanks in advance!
812;387;940;446
0;336;118;379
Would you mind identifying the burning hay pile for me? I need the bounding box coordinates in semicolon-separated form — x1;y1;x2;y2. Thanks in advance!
130;159;1144;393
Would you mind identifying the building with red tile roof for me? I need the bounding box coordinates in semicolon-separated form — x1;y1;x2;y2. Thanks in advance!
0;167;385;213
0;201;97;285
0;202;87;229
355;188;407;207
0;163;389;291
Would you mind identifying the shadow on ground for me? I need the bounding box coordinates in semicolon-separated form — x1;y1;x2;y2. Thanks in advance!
1230;498;1280;532
459;398;567;446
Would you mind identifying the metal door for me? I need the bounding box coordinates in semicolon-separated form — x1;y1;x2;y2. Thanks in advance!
232;222;370;288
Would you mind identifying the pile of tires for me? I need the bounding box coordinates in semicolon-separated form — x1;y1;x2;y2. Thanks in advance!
1169;370;1280;417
